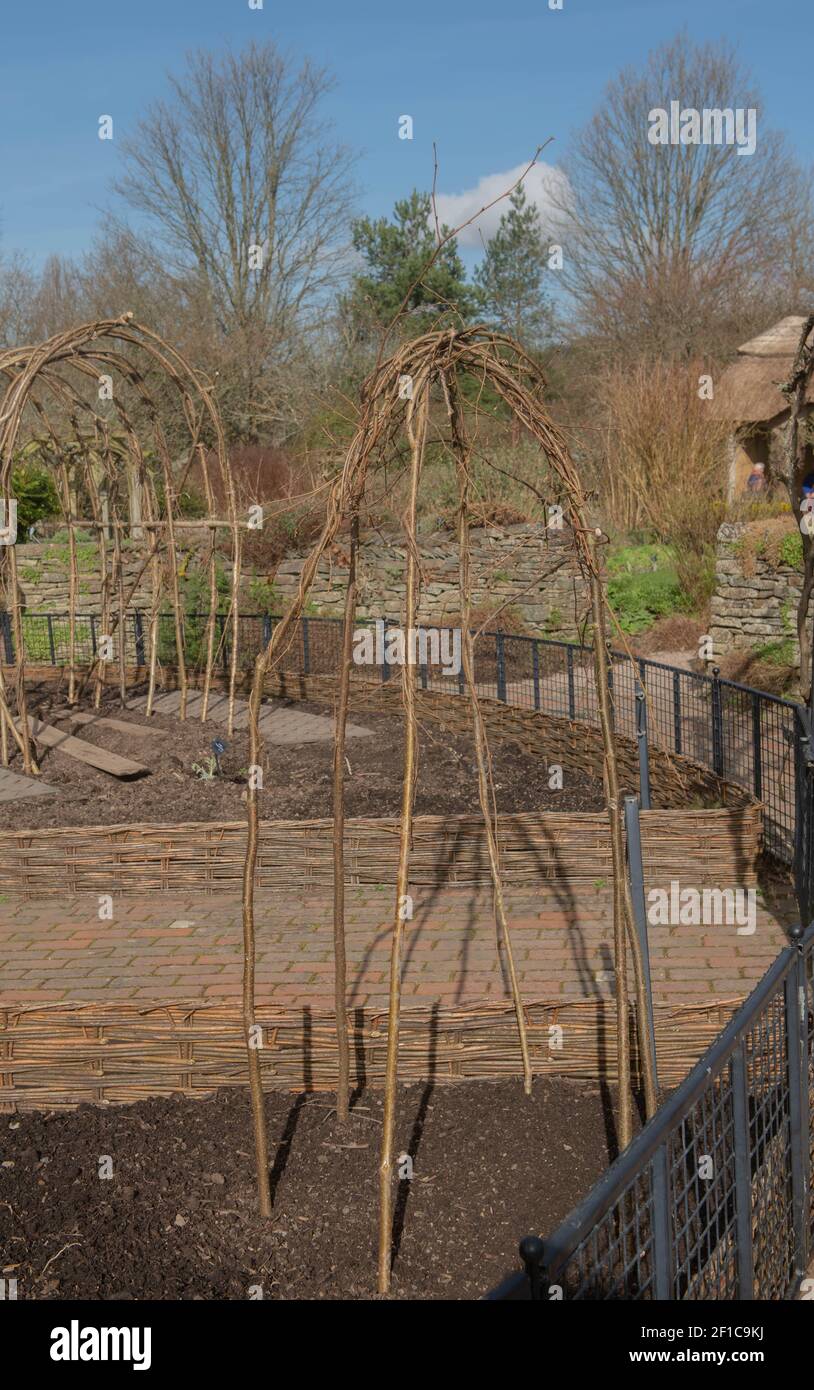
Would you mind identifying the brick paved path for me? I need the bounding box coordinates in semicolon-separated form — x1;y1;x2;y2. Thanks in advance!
0;879;796;1011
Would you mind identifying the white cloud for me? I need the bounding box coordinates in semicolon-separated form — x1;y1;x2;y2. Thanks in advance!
434;162;571;247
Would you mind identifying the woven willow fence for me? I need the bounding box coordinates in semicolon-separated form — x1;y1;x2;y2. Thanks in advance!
0;997;743;1114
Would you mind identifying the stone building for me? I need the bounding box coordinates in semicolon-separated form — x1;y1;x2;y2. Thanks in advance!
714;315;814;501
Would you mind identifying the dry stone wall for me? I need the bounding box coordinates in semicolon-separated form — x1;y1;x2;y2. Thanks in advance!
9;524;588;638
709;521;803;660
274;524;587;635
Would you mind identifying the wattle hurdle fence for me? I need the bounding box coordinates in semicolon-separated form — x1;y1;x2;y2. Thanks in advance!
5;608;813;1299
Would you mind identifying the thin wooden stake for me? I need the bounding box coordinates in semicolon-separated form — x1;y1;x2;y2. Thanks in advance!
378;384;428;1295
331;509;359;1124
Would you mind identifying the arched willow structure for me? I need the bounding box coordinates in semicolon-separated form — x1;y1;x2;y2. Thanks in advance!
0;315;242;774
241;325;659;1293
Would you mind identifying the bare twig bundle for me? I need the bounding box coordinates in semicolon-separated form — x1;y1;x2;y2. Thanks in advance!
240;323;657;1289
0;315;241;761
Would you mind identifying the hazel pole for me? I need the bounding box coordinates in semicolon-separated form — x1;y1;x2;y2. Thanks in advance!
377;381;428;1296
587;543;632;1149
445;369;532;1094
197;445;219;723
154;426;188;720
240;470;360;1217
476;340;655;1138
57;460;78;706
331;506;360;1125
109;479;127;706
144;474;163;718
6;539;37;774
84;451;111;712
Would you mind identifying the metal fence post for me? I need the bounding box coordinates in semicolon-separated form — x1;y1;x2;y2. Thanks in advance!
262;614;272;649
794;937;811;1260
672;670;682;755
751;691;763;801
624;795;658;1091
532;639;541;711
302;616;311;675
794;709;812;926
1;610;15;664
46;614;56;665
495;632;507;703
711;666;724;776
785;929;808;1279
567;644;576;720
381;619;391;683
89;613;97;657
635;678;652;811
730;1039;755;1297
651;1143;673;1299
518;1236;547;1301
605;639;615;732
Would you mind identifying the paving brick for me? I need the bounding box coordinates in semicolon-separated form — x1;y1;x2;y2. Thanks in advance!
0;880;795;1015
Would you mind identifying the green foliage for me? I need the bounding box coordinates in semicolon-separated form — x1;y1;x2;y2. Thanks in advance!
675;544;717;613
158;560;232;667
10;463;60;536
473;184;552;348
20;616;75;663
246;573;280;614
348;190;474;330
753;637;797;667
607;554;690;633
779;530;804;571
191;755;218;780
606;542;675;576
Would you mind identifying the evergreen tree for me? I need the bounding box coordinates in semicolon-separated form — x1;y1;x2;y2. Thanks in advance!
348;191;474;331
474;184;552;349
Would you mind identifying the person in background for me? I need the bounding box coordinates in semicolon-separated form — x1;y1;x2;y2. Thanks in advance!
746;460;766;494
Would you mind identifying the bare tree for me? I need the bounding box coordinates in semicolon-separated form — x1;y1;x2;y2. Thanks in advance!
551;33;814;357
110;41;358;440
0;249;38;348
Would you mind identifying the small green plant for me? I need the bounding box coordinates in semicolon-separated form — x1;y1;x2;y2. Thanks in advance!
10;461;60;535
191;755;218;780
246;574;280;614
752;637;797;667
778;531;803;571
607;565;689;633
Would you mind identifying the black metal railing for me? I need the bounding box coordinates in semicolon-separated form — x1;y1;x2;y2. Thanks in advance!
486;920;814;1301
5;608;796;857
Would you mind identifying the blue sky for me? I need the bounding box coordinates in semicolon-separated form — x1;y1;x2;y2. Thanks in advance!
1;0;811;267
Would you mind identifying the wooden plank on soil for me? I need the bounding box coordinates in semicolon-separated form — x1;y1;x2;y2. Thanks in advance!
18;718;148;779
0;767;58;802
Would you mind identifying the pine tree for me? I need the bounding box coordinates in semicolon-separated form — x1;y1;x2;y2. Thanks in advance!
348;191;474;332
474;184;552;349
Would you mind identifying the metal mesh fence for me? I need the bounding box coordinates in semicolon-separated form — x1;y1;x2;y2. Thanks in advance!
488;924;814;1301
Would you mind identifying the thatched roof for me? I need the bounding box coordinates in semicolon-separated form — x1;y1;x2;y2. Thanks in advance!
714;315;814;424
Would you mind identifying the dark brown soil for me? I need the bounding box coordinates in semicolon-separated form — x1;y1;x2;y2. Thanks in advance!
0;682;605;831
0;1077;628;1300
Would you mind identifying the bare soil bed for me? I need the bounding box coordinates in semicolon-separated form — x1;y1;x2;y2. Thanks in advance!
0;681;606;831
0;1077;632;1300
